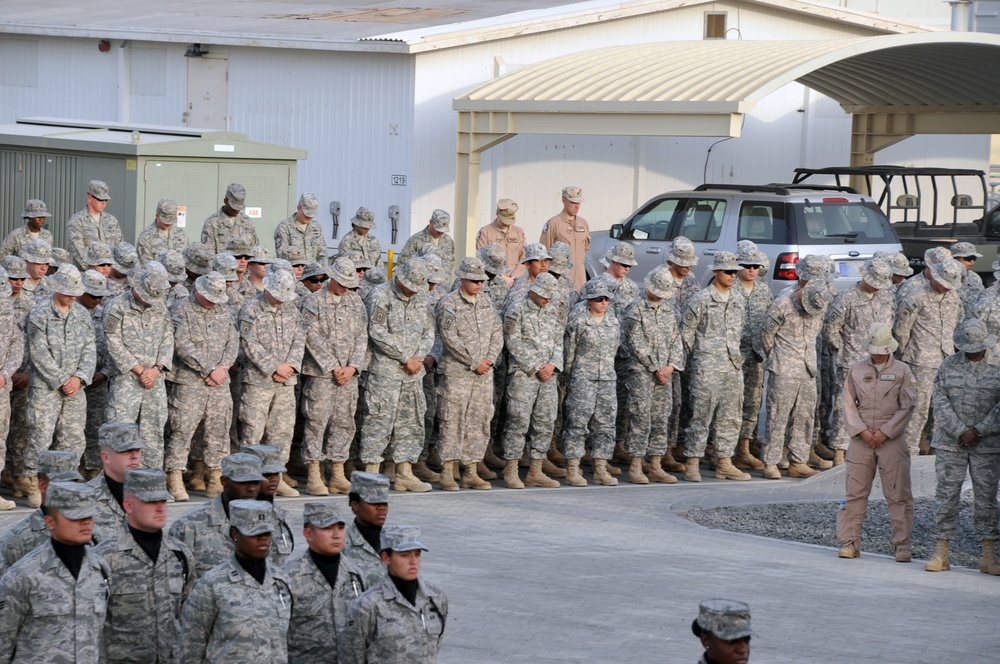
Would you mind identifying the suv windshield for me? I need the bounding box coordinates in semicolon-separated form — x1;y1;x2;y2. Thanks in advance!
792;201;893;244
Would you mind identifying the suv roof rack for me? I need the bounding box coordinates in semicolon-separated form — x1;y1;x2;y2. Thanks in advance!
767;182;859;194
793;165;984;180
694;183;790;195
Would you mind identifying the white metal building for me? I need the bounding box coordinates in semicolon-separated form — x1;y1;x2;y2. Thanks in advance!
0;0;990;254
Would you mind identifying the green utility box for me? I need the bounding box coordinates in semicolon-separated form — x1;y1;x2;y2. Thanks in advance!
0;118;307;252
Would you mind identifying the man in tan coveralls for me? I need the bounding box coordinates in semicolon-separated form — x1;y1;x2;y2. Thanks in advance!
476;199;525;279
540;186;590;290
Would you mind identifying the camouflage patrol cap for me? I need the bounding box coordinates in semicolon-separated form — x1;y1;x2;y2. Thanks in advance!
195;271;229;305
1;256;28;280
81;269;111;297
87;180;110;201
496;199;518;226
860;258;892;291
601;242;638;268
561;186;584;203
395;258;429;295
156;199;178;225
303;502;347;528
264;269;298;303
930;257;963;291
248;246;272;265
213;252;239;282
22;199;51;219
548;241;573;275
329;256;359;288
229;499;274;536
455;256;488;281
298;192;319;218
380;525;428;553
350;471;390;504
522;243;553;264
529;272;559;300
430;209;451;232
352;207;376;230
694;599;753;641
239;444;287;475
867;323;898;355
666;236;698;268
299;262;328;282
873;251;913;277
477;243;510;275
51;247;71;267
21;239;52;265
343;250;373;271
221;453;266;483
124;468;171;502
0;267;10;298
50;264;85;297
801;279;834;316
225;183;247;211
418;253;447;284
84;241;114;267
183;243;214;276
99;422;145;452
951;242;982;259
38;450;83;482
709;251;740;272
45;482;98;520
157;250;187;282
644;264;676;300
226;237;254;257
924;246;951;266
112;242;139;276
954;317;997;354
131;261;171;303
278;247;308;266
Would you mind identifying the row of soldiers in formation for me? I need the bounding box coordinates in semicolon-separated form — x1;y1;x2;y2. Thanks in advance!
0;425;439;663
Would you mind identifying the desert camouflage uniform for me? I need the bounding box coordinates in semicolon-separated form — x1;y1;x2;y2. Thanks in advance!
930;350;1000;541
181;554;291;663
274;214;328;265
339;574;448;664
0;508;47;577
0;541;111;664
435;288;503;464
397;228;456;276
23;298;96;475
66;209;123;268
89;472;127;544
284;550;367;664
0;298;22;480
201;208;259;254
670;272;703;448
136;225;189;265
502;295;564;460
238;294;305;461
737;279;773;442
103;291;174;469
959;268;985;318
95;525;195;664
894;281;962;455
338;230;382;269
5;291;32;477
361;280;435;464
165;294;239;472
561;308;619;459
167;494;235;580
622;293;685;457
0;226;54;260
342;521;385;589
680;285;747;459
419;286;448;461
84;301;110;472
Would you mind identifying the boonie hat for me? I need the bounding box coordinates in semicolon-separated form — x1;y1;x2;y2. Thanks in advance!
860;258;893;291
195;271;229;305
418;253;447;285
1;256;28;279
88;180;110;201
548;241;573;275
226;183;247;211
299;262;328;282
0;267;10;298
213;253;239;282
352;207;376;229
866;323;899;355
930;258;963;291
304;502;347;528
279;248;308;267
221;453;266;483
226;237;254;256
644;265;676;300
51;248;71;267
395;259;429;294
666;236;698;268
98;422;145;452
81;269;111;297
951;242;982;259
924;246;951;266
45;482;98;520
343;250;373;271
796;254;831;282
112;243;139;276
22;199;51;219
430;209;450;232
351;471;390;504
954;318;997;354
229;499;274;536
124;469;171;503
522;243;553;264
694;599;753;641
264;269;298;303
298;192;319;218
38;450;83;482
529;272;559;300
873;251;913;278
130;261;171;303
562;186;584;203
156;199;178;225
157;250;187;283
601;242;638;268
183;243;214;276
248;246;272;265
455;256;488;281
584;279;613;300
496;199;518;226
50;264;86;297
710;251;740;272
477;243;509;275
84;241;114;267
21;239;52;265
239;444;287;475
328;256;359;288
380;525;428;553
801;278;833;316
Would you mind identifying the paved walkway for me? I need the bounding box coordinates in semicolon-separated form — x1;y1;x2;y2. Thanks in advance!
1;457;996;663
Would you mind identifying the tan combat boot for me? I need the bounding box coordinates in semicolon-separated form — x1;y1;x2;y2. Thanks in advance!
483;446;505;470
394;462;432;492
189;460;207;492
547;439;566;467
276;478;300;497
565;458;588;487
593;459;618;486
328;462;352;494
787;462;819;479
683;457;702;483
412;461;440;483
647;456;677;484
808;448;833;470
461;463;492;490
477;461;496;481
542;458;567;478
0;495;13;511
734;439;764;471
13;475;30;498
833;450;846;466
777;449;790;470
27;476;42;508
925;540;950;572
425;446;443;472
612;440;630;464
838;543;860;558
205;469;223;498
364;463;380;473
661;448;686;472
715;457;751;481
524;458;560;488
438;461;459;491
628;458;649;485
167;469;190;502
282;472;299;489
306;461;329;496
503;459;524;489
980;540;1000;575
762;464;781;480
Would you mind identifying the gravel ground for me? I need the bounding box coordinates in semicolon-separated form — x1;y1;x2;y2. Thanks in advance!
681;491;988;570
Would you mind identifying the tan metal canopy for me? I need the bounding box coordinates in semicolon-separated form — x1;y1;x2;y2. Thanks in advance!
452;32;1000;256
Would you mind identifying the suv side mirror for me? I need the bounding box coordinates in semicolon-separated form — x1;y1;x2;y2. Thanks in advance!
610;223;623;240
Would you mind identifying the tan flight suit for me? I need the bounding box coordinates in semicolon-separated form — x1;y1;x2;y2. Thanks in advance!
539;211;590;290
476;220;526;279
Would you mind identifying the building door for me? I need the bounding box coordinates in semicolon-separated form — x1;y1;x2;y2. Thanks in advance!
185;56;229;130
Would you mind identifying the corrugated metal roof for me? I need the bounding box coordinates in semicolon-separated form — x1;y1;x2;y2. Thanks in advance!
454;33;1000;114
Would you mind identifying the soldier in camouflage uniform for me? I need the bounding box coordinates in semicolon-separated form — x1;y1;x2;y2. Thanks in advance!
241;444;296;566
0;199;54;260
181;499;292;663
760;279;834;480
692;599;754;664
412;252;449;484
873;250;914;299
823;259;896;465
0;450;82;576
338;206;382;269
20;238;52;301
503;242;552;313
96;469;194;664
925;319;1000;574
733;246;772;471
284;502;368;664
158;249;190;310
896;246;951;304
339;525;448;664
343;471;391;589
951;241;985;317
397;209;455;276
300;257;367;496
66;180;124;268
362;260;435;492
168;452;265;580
136;199;189;265
3;256;32;498
621;265;684;485
664;237;701;467
79;269;112;479
107;242;139;297
501;273;564;489
680;251;748;482
434;257;503;491
90;422;145;544
103;261;174;470
200;182;260;253
0;267;21;510
968;260;1000;341
23;265;96;497
0;482;110;664
894;257;964;456
165;272;239;501
274;192;329;265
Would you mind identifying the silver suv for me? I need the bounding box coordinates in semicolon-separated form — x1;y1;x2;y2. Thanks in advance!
585;184;903;291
